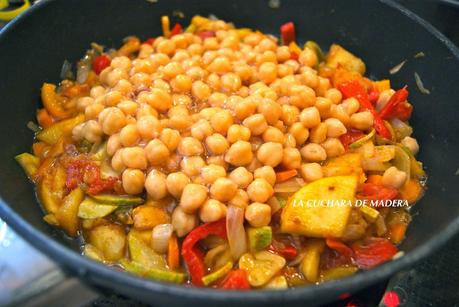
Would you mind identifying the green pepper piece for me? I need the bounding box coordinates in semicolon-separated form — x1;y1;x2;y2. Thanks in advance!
201;261;233;286
304;41;325;62
15;152;40;178
247;226;272;252
78;197;118;219
120;259;186;284
90;194;144;206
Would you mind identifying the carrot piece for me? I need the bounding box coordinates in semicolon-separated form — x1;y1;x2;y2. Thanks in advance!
388;223;407;244
276;169;298;183
32;142;48;158
399;179;422;205
37;108;55;128
366;175;383;185
168;234;180;270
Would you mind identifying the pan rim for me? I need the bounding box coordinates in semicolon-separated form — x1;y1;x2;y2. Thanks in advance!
1;0;459;303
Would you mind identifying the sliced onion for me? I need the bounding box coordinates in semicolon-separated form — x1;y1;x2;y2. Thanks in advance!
390;118;413;141
151;223;173;254
76;64;90;84
274;177;304;193
204;243;229;268
226;205;247;259
414;72;430;95
267;196;282;214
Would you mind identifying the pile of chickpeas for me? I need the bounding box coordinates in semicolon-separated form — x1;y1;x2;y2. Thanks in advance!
72;20;379;238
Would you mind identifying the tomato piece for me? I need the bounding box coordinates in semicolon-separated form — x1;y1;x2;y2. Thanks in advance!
379;87;409;120
352;237;398;269
92;55;111;75
218;269;251;290
268;244;298;260
356;183;398;203
339;129;365;150
325;238;353;258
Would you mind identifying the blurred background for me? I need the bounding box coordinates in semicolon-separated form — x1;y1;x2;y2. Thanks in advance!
1;1;459;306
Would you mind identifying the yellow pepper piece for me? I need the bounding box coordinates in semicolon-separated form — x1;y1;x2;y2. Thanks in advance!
360;205;380;222
37;113;84;145
15;152;40;178
374;80;391;92
300;239;325;282
0;0;30;21
55;187;85;236
41;83;72;119
288;41;302;55
161;15;170;38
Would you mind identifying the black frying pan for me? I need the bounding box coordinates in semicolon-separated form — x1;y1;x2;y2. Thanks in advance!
1;0;459;306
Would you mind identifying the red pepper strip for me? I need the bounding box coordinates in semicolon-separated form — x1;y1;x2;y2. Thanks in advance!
392;102;413;121
143;38;155;45
218;269;251;290
181;219;227;286
325;238;353;258
268;244;298;260
379;87;409;120
280;21;295;45
290;51;299;61
338;80;392;139
170;23;182;37
339;129;365;151
356;183;398;204
197;31;215;40
92;55;111;75
351;237;398;269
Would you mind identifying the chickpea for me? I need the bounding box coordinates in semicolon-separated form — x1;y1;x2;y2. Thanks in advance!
102;68;128;88
350;111;374;130
258;38;277;52
85;103;104;120
200;199;227;223
111;55;132;71
257;142;283;167
210;110;233;135
213;146;248;171
99;107;127;135
321;138;345;158
281;104;300;126
208;56;231;74
206;155;228;169
107;134;121;156
207;92;227;108
121;146;148;170
234;64;253;82
199;107;220;121
119;124;140;147
130;73;153;88
190;119;213;141
253;166;276;186
117;100;138;116
163;62;184;80
300;163;323;182
283;133;297;148
82;120;103;144
171;74;192;93
282;147;302;169
315;97;332;117
309;122;328;144
166;172;190;199
325;88;343;104
122;169;146;195
299;48;318;67
243;114;268;136
325;118;347;137
209;177;238;202
301;143;327;162
111;149;125;172
205;133;229;155
299;69;319;89
152;79;171;92
172;206;197;237
179;183;208;213
227;124;251;143
382;166;407;189
150;88;173;113
289;85;316;109
330;104;351;127
258;62;277;84
341;97;360;115
145;170;168;200
145;139;170;165
192;80;211;100
168;114;193;131
289;122;309;146
228;189;250;208
276;46;291;62
401;136;419;155
316;77;331;97
177;137;204;156
90;86;106;99
229;167;253;188
157;39;176;55
257;98;282;125
180;156;206;177
77;96;94;112
300;106;321;128
136;115;162;140
160;128;181;152
234;97;257;121
137;103;159;118
262;126;285;143
247;178;274;203
200;164;227;184
245;203;271;227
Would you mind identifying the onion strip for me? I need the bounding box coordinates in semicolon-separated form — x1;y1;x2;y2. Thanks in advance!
414;72;431;94
226;205;247;259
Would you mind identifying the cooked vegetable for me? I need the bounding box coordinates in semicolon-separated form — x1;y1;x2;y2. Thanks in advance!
78;197;118;219
226;205;248;259
55;187;84;236
37;113;85;145
83;244;105;262
276;169;298;183
320;266;358;282
128;231;166;269
15;153;40;178
132;205;170;230
90;194;143;205
349;129;375;150
41;83;72;119
89;224;126;262
247;226;272;252
322;153;365;183
239;251;286;287
152;224;174;254
359;205;380;222
304;41;324;62
326;44;365;74
281;176;357;238
120;259;186;284
264;275;288;289
202;261;233;286
92;55;111;75
351;237;398;269
300;239;325;282
218;269;250;290
280;22;295;45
